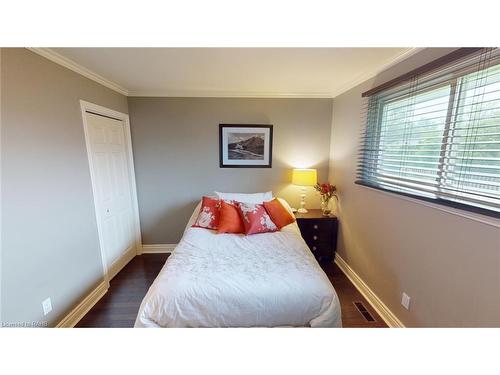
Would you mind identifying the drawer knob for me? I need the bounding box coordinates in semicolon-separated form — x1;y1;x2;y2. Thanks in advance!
313;224;318;229
313;235;318;240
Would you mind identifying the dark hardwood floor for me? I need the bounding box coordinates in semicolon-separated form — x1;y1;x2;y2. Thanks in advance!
77;254;387;328
321;261;387;328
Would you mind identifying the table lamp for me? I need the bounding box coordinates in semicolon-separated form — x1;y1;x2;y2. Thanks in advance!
292;168;317;213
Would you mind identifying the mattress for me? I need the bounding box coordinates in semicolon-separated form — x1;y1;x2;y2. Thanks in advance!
135;199;341;327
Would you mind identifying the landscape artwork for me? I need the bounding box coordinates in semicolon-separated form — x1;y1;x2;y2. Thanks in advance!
228;133;264;160
219;124;273;168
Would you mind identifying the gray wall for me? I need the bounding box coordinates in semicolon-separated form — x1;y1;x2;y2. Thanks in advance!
128;97;333;244
1;49;129;326
329;48;500;327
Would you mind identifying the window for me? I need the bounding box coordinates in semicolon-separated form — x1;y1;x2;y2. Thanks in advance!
358;48;500;217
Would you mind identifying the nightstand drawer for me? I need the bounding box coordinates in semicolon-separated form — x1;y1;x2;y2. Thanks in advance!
306;242;333;255
301;229;334;245
299;220;335;234
294;210;338;262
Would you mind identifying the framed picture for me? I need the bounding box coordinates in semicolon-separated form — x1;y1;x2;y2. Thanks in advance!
219;124;273;168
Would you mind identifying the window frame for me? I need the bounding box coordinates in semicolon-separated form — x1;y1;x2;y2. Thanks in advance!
357;59;500;219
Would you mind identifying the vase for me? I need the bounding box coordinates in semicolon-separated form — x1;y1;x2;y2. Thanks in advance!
320;197;331;216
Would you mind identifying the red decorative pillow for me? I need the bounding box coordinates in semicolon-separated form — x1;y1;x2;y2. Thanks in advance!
263;198;296;229
237;202;278;235
192;196;220;230
217;200;245;234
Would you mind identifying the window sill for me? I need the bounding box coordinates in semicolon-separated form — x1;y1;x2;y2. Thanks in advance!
356;183;500;229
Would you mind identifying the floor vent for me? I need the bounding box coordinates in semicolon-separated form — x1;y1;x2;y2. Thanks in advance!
353;301;376;322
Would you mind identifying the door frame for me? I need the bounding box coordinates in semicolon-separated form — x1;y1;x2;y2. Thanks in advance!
80;100;142;285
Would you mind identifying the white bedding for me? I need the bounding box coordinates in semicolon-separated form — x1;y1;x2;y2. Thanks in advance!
135;200;341;328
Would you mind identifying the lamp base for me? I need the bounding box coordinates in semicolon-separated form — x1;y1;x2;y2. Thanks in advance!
298;186;308;214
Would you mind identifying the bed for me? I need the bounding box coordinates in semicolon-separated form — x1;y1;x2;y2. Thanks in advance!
135;199;341;327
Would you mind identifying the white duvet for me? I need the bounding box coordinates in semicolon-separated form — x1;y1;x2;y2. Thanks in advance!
135;200;341;328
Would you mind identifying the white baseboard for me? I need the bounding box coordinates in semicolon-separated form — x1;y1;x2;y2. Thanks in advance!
109;245;137;279
141;244;177;254
56;280;108;328
334;254;405;328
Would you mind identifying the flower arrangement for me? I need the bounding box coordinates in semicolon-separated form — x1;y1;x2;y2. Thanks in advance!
314;183;338;216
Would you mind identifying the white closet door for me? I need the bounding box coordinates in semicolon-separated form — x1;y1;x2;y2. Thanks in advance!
86;112;137;279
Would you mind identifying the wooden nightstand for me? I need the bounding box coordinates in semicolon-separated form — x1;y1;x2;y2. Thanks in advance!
295;209;338;262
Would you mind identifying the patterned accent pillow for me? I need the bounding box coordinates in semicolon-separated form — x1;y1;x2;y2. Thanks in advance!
237;202;278;235
192;196;220;230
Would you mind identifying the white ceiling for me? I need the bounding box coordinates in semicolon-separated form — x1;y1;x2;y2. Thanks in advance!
42;48;417;97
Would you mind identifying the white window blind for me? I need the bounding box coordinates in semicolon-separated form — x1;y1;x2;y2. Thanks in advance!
358;48;500;217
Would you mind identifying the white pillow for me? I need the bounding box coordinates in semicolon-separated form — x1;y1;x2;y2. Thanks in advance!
215;191;273;204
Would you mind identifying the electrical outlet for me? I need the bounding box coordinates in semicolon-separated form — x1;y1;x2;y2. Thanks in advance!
401;292;411;310
42;297;52;315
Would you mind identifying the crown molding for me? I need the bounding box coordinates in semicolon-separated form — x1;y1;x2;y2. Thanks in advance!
330;47;424;98
27;48;129;96
128;90;334;98
26;47;423;99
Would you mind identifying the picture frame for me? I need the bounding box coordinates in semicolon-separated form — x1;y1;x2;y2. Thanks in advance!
219;124;273;168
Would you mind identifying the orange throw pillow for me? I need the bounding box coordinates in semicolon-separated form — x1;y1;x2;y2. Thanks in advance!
263;199;296;229
217;200;245;234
